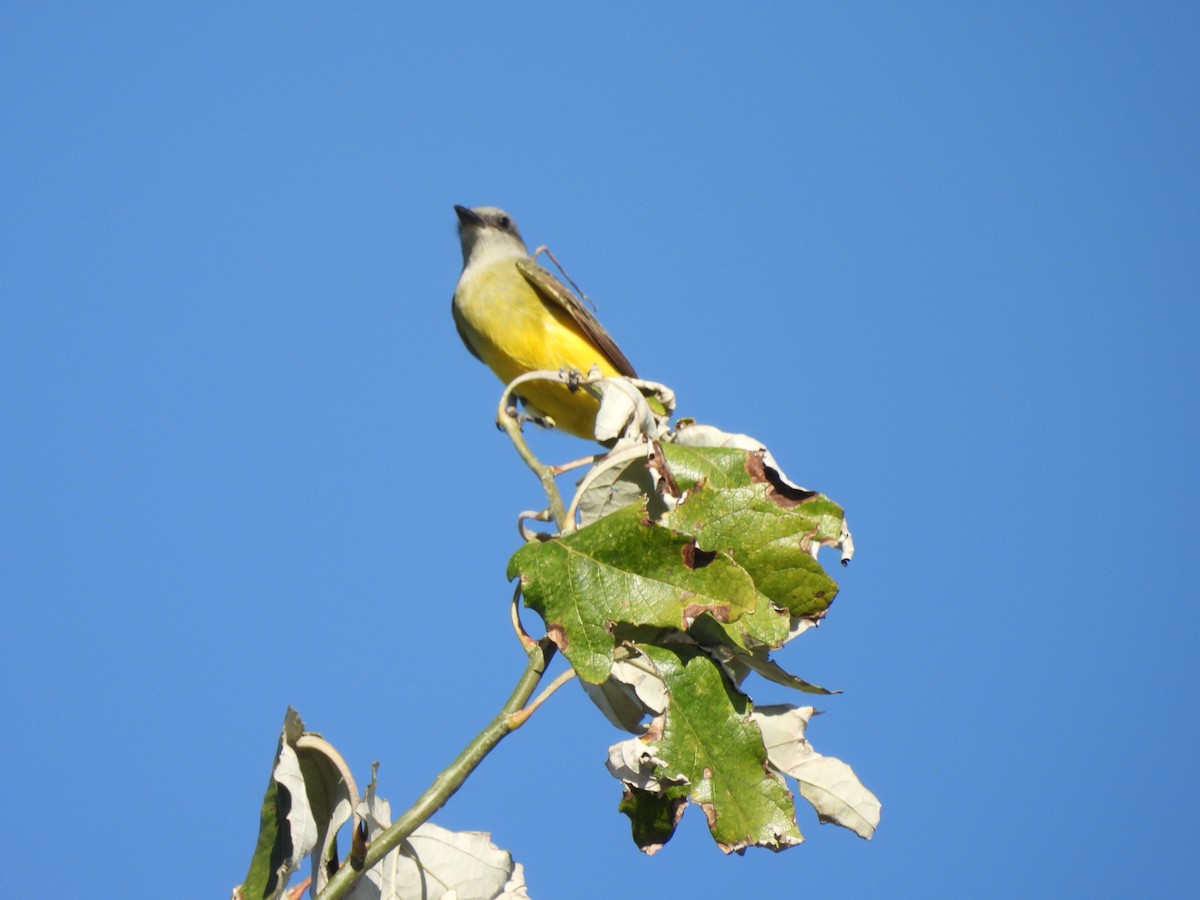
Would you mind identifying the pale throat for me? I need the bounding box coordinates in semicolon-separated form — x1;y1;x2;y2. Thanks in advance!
460;231;529;272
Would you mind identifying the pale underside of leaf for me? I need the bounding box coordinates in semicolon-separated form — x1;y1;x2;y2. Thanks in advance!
581;653;670;732
295;732;359;895
752;704;881;840
352;778;521;900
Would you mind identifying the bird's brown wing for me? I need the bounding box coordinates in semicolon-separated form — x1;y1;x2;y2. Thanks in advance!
516;258;637;378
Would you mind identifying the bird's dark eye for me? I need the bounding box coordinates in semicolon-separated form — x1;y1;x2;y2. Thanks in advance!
498;216;511;229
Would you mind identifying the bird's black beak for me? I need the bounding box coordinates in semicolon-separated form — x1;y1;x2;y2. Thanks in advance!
455;205;484;228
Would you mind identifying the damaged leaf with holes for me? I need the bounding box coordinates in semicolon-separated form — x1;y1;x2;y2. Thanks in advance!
662;470;841;620
662;443;847;547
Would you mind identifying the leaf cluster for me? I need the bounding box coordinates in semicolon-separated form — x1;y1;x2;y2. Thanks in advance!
508;431;877;853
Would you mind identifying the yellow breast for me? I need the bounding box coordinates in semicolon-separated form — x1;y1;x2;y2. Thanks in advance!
454;259;622;438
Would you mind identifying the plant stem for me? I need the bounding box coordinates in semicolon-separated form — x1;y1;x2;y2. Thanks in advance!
497;371;573;531
498;412;568;530
316;637;557;900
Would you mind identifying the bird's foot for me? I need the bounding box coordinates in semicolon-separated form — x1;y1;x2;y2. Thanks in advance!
499;402;555;433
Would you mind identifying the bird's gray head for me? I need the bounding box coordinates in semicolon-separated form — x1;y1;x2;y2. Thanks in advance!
455;205;529;266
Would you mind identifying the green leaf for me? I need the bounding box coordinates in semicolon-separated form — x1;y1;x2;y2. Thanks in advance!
236;709;312;900
618;785;690;855
637;643;804;853
666;477;840;619
655;442;752;492
238;768;290;900
508;505;766;683
663;444;847;547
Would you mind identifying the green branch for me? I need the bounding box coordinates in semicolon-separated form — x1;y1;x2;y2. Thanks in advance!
317;637;557;900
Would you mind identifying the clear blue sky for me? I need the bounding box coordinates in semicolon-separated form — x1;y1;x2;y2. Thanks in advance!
3;4;1197;898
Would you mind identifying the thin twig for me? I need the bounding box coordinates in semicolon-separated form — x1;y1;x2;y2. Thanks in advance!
510;583;536;650
516;507;554;543
507;668;579;730
551;453;601;476
497;371;577;531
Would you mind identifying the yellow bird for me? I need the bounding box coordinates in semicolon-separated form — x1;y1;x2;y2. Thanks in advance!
451;205;637;439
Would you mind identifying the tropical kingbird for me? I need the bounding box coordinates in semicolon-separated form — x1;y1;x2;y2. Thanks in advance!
451;205;637;439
